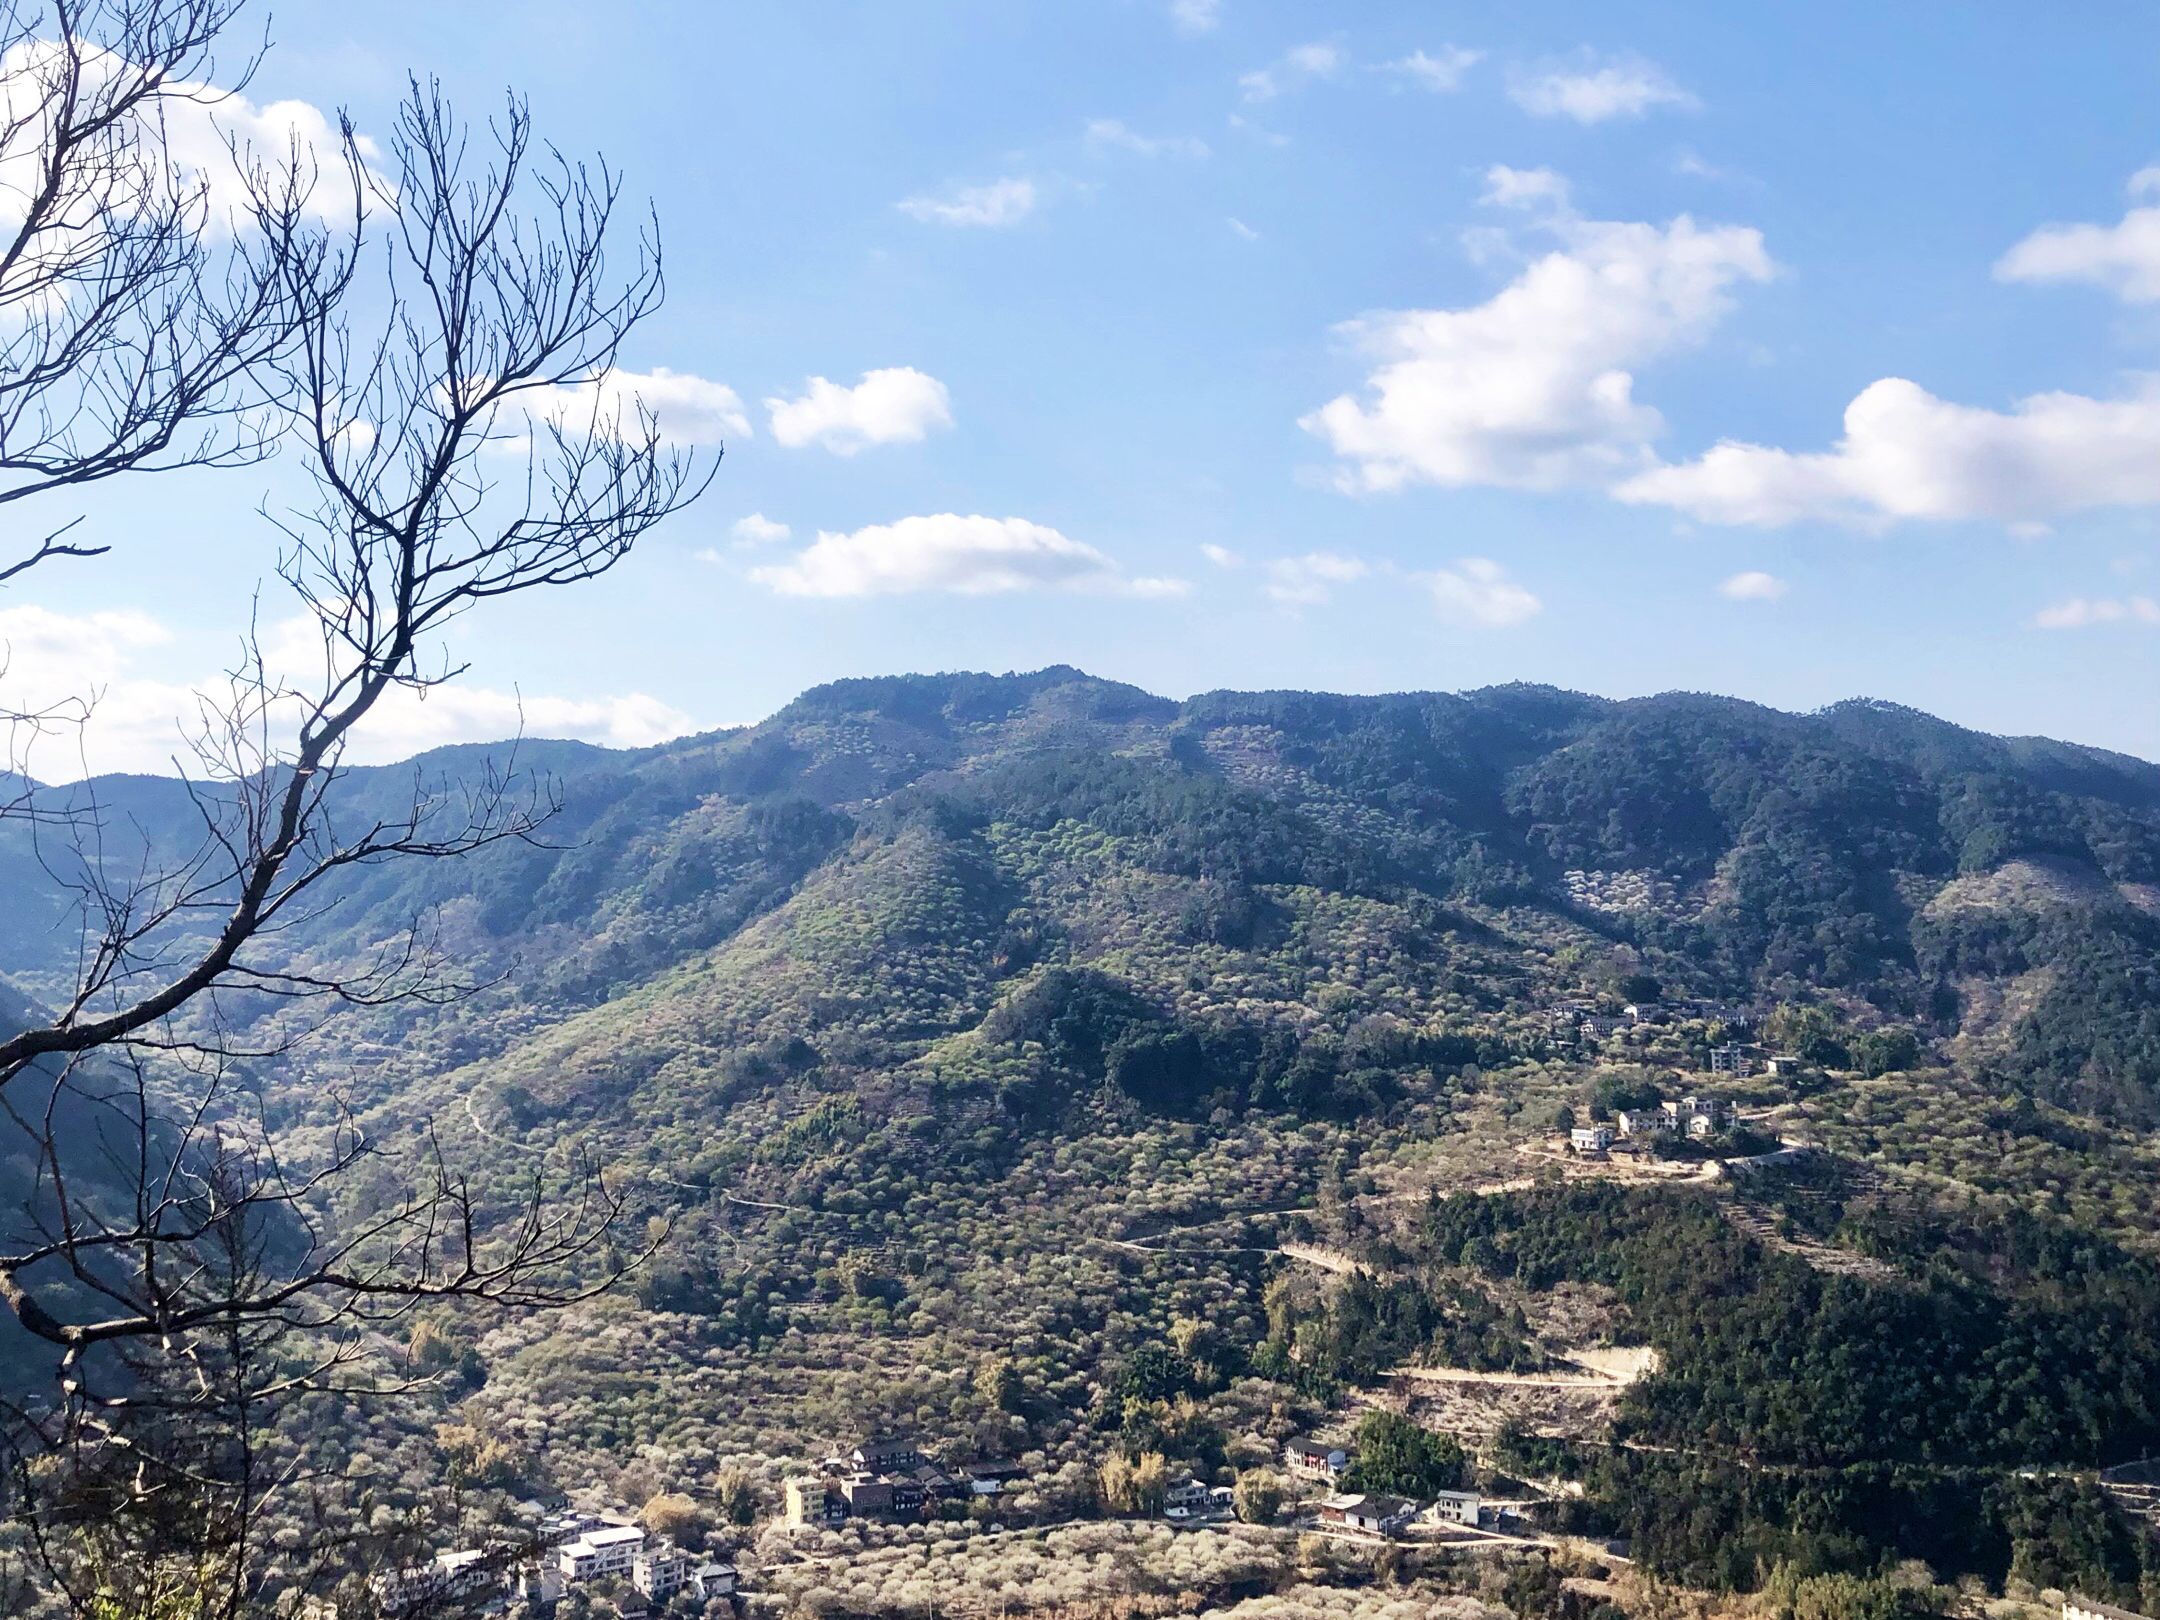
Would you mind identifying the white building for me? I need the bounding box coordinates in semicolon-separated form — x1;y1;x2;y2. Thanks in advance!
633;1545;691;1601
1425;1489;1482;1526
1664;1095;1724;1132
1163;1477;1213;1517
370;1549;500;1616
1570;1124;1615;1153
692;1564;739;1599
1319;1492;1418;1536
558;1524;646;1582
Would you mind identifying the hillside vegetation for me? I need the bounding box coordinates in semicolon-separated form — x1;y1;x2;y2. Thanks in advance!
4;667;2159;1613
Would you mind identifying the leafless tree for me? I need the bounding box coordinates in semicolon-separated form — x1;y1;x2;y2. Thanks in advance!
0;0;317;568
0;13;716;1613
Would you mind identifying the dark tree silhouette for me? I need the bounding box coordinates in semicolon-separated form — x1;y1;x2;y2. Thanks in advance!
0;9;715;1611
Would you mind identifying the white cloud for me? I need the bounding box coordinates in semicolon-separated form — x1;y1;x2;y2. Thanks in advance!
1228;217;1260;241
1508;54;1698;123
0;605;694;780
0;45;383;246
2034;595;2160;630
897;178;1037;228
765;368;954;454
1240;41;1347;102
732;513;790;546
1429;558;1541;627
1301;195;1773;493
1170;0;1221;35
524;367;750;445
1719;570;1788;601
1613;375;2160;527
340;687;695;762
1128;576;1192;599
1384;47;1483;92
1995;170;2160;305
1200;543;1243;567
1287;43;1345;73
1263;551;1367;606
1480;164;1570;211
750;513;1163;598
1086;119;1209;160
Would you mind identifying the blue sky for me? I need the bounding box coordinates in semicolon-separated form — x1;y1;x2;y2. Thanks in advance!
8;0;2160;773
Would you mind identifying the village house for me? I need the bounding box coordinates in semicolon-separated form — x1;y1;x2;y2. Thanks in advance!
1425;1489;1482;1526
558;1524;646;1583
1283;1436;1351;1482
1709;1045;1752;1076
514;1562;566;1607
849;1436;927;1474
1319;1492;1419;1536
539;1509;606;1546
1163;1477;1214;1518
955;1457;1029;1495
1570;1124;1615;1153
370;1548;502;1617
911;1461;964;1500
784;1478;848;1529
1672;999;1750;1028
839;1471;926;1519
1663;1095;1724;1133
692;1564;739;1600
633;1545;692;1602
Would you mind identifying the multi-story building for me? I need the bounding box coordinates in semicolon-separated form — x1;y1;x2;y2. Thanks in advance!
633;1545;691;1601
785;1477;848;1528
557;1524;646;1582
838;1472;926;1519
850;1436;926;1474
1425;1489;1482;1526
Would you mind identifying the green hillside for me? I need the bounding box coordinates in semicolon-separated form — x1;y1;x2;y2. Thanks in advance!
6;667;2160;1610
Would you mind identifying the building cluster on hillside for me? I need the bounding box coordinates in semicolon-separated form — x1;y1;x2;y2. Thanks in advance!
1314;1487;1487;1537
1547;999;1754;1046
1570;1093;1731;1156
365;1512;735;1617
1283;1438;1487;1539
784;1436;1033;1528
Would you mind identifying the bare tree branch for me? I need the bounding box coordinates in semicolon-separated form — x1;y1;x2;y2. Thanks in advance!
0;22;717;1615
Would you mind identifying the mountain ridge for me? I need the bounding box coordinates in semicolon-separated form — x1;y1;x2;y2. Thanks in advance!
8;667;2160;1603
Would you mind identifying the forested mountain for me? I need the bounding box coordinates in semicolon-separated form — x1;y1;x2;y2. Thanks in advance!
14;667;2153;1119
5;667;2159;1610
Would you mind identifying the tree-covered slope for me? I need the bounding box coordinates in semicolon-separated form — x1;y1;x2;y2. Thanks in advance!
7;668;2160;1606
6;667;2160;1117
